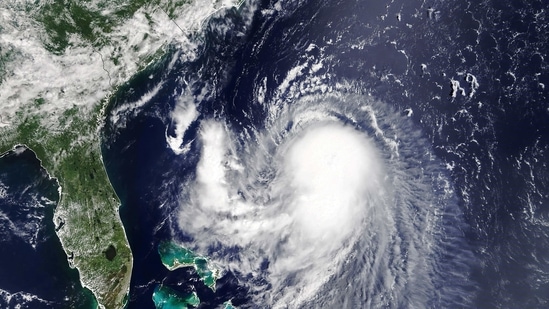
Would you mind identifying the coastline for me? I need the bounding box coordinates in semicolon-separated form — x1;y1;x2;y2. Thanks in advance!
0;109;134;308
0;144;99;308
0;1;249;307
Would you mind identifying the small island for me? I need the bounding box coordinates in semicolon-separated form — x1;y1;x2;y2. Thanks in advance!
152;285;200;309
158;241;221;291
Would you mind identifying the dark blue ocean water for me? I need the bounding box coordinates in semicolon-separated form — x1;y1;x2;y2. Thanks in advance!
0;146;96;309
102;0;549;308
102;55;250;308
0;0;544;308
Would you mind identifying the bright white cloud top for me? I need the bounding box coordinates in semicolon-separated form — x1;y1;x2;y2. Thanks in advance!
172;88;473;307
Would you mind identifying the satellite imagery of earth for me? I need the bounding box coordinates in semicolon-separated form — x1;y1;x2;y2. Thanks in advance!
0;0;548;308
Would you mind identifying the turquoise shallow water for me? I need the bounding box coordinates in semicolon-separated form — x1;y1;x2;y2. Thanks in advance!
101;0;549;307
153;285;200;309
158;241;219;290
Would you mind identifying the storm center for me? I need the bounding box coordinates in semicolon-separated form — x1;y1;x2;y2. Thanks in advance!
284;123;380;244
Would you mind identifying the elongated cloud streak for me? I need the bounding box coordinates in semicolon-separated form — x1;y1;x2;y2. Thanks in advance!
172;85;472;308
177;99;388;306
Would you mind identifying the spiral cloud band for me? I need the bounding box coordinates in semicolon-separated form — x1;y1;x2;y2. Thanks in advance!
172;90;473;307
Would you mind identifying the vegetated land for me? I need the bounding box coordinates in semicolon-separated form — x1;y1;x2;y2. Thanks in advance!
0;101;133;309
0;1;246;307
0;1;179;307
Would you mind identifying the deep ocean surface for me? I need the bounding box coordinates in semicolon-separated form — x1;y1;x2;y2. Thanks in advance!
1;0;548;308
0;147;96;308
103;0;549;308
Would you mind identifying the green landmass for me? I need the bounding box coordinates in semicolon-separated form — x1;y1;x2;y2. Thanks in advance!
152;285;200;309
158;241;221;291
0;0;246;307
0;102;133;309
0;1;179;307
36;0;208;57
